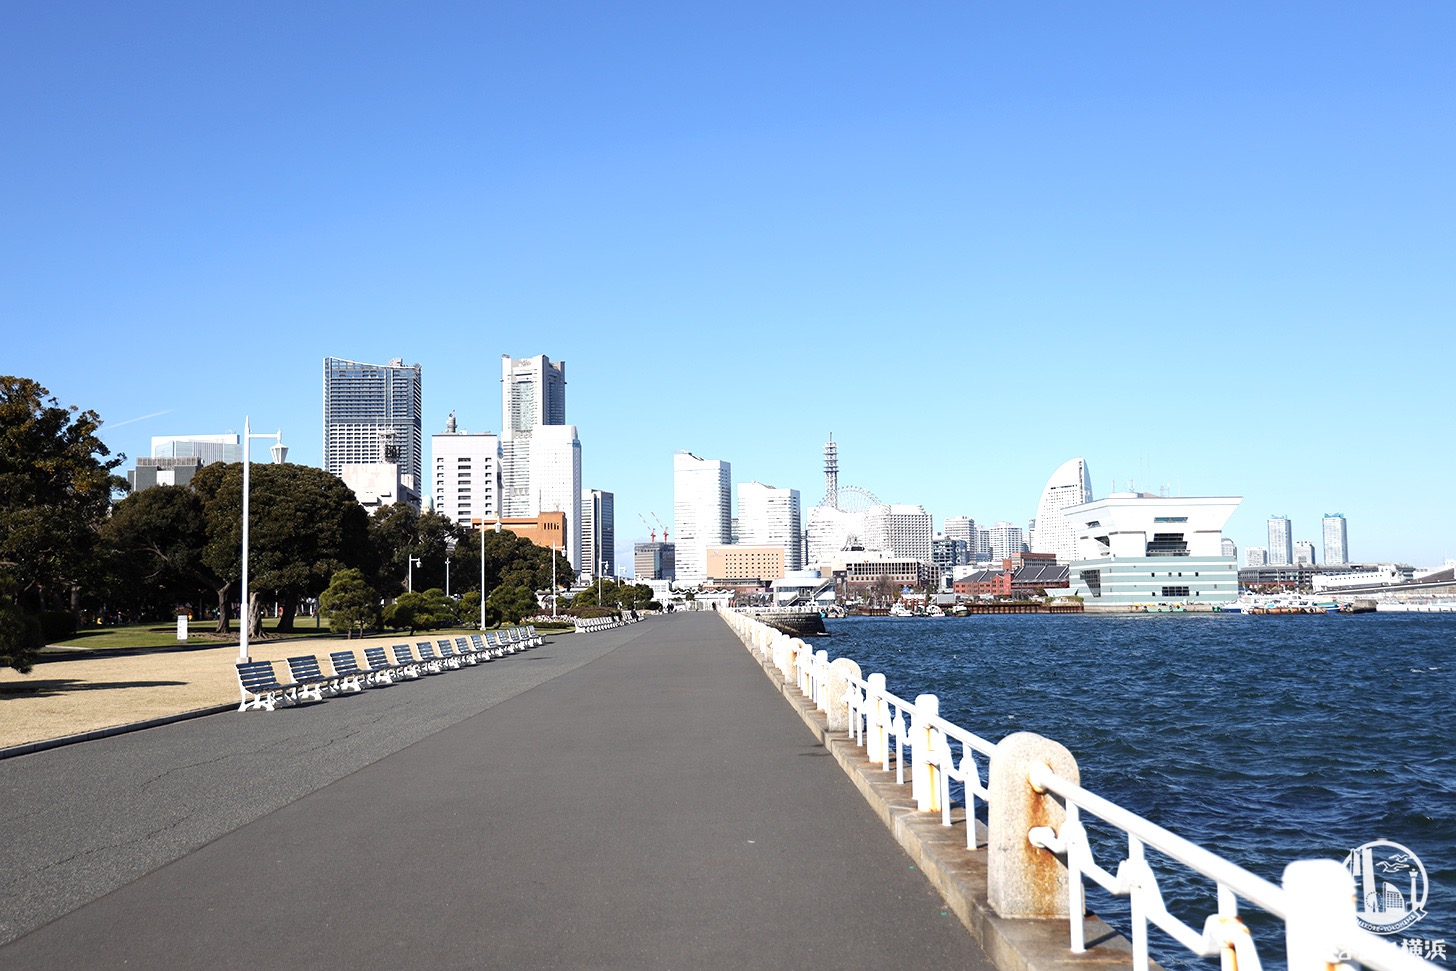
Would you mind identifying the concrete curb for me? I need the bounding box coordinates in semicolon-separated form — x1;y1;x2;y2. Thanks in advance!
752;649;1146;971
0;703;235;761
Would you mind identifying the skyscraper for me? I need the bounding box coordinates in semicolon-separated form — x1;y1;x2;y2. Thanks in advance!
1323;513;1349;566
1031;458;1093;563
528;424;582;574
989;522;1025;562
737;482;802;572
581;489;616;579
673;451;731;586
864;504;933;563
500;354;567;517
1267;515;1293;566
323;357;423;508
1294;540;1316;566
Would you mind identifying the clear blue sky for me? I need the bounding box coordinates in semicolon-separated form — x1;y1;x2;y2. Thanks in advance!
4;2;1453;571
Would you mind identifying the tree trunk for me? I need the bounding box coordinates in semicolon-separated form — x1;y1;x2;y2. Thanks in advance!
275;592;299;633
213;582;232;634
248;591;264;639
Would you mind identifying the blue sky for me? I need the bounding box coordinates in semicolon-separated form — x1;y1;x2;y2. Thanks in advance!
4;2;1453;571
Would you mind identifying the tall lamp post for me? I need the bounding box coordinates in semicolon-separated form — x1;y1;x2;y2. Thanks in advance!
239;417;287;663
407;555;422;593
444;535;457;598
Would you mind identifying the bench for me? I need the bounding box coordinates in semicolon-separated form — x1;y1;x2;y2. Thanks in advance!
328;650;377;690
389;644;426;678
363;645;408;683
236;660;293;711
287;655;350;698
414;641;451;673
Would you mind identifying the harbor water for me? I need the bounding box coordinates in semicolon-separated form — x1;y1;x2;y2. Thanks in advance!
823;613;1454;968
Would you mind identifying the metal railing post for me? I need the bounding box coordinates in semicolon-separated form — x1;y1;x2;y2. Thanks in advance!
988;731;1079;918
867;673;889;767
1284;860;1356;971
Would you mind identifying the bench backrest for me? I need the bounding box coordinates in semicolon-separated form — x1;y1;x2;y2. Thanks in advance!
329;650;362;675
436;639;454;658
364;646;391;669
237;660;281;691
392;644;417;665
416;641;439;661
455;637;470;654
470;635;485;651
287;655;325;682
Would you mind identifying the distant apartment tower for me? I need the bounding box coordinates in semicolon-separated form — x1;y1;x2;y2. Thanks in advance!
673;451;731;586
431;412;502;527
1293;540;1317;566
737;482;803;571
988;521;1026;562
1323;513;1349;566
500;354;567;517
323;357;423;508
943;516;976;548
581;489;616;579
864;504;933;563
1266;515;1293;566
1246;546;1269;567
1032;458;1093;563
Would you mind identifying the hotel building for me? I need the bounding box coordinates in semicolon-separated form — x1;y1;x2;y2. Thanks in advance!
737;482;803;572
673;451;731;586
323;356;423;508
1031;457;1093;563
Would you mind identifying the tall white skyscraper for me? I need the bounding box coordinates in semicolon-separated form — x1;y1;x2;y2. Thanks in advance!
1323;513;1349;565
1267;515;1293;566
581;489;616;579
1031;457;1093;563
323;356;423;507
673;451;731;586
989;521;1025;562
431;412;501;528
737;482;802;571
500;354;567;517
529;424;582;574
943;516;976;548
864;504;933;563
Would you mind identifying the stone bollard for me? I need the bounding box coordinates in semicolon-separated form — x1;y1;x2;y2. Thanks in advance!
815;650;829;710
826;658;861;732
911;694;941;812
988;731;1079;918
1283;859;1357;971
867;673;889;767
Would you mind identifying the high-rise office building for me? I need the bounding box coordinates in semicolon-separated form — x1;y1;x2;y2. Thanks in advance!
431;412;502;528
1323;513;1349;566
864;504;933;563
500;354;566;516
323;357;423;508
581;489;616;579
943;516;976;548
528;424;582;574
1031;458;1093;563
737;482;802;571
1267;515;1293;566
1294;540;1316;566
673;451;731;586
989;521;1026;562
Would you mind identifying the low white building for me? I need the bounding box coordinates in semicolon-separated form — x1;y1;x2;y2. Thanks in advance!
1062;493;1242;606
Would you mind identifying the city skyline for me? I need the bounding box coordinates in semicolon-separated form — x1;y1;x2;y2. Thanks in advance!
5;4;1453;569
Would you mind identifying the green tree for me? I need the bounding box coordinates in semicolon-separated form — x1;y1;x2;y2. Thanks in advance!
192;462;372;638
0;377;126;671
319;568;379;638
368;504;464;596
488;582;537;625
102;485;228;628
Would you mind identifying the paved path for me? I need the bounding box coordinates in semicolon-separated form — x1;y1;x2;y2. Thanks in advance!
1;613;992;969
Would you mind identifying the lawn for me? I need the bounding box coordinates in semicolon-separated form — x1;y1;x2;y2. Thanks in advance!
52;618;575;651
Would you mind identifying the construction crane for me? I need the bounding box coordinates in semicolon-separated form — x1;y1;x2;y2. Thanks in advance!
637;513;655;543
651;513;669;544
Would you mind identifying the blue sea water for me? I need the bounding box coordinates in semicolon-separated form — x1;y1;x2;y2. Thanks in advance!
822;613;1455;968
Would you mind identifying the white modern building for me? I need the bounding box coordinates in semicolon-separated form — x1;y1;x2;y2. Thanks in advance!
341;463;409;512
1031;458;1093;563
738;482;803;571
500;353;567;517
988;521;1026;562
1323;513;1349;566
581;488;615;579
431;413;502;527
863;504;933;563
323;357;423;508
673;451;731;586
1245;546;1269;567
529;424;582;575
1062;493;1243;605
943;516;976;548
1267;515;1293;566
151;434;242;464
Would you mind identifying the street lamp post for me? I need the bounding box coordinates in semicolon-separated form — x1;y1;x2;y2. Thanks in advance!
444;535;457;598
407;555;422;593
551;544;558;618
239;416;287;663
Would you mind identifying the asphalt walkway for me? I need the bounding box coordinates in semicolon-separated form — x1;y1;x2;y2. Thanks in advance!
0;613;993;969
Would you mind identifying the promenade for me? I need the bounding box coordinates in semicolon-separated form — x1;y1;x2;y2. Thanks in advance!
0;613;992;969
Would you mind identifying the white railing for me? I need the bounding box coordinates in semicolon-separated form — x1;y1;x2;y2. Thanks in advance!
720;609;1438;971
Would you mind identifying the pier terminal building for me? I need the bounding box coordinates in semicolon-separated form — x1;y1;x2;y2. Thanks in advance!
1060;493;1242;607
